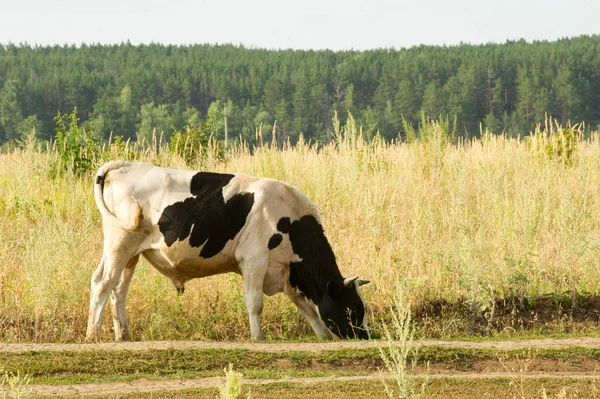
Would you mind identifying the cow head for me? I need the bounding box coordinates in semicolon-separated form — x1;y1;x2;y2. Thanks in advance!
318;276;370;339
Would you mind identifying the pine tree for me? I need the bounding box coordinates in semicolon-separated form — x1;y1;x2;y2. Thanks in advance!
0;80;24;142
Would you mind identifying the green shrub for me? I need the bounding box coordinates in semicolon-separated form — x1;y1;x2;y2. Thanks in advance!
169;125;211;166
52;107;100;176
528;118;581;166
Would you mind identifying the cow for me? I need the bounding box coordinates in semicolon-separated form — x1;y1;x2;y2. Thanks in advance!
86;160;370;341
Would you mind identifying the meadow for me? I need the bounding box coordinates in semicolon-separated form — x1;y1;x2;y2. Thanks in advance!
1;116;599;343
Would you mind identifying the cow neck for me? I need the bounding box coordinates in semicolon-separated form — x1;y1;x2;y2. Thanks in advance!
278;215;343;303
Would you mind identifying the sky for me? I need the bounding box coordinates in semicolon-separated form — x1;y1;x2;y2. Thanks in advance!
1;0;599;50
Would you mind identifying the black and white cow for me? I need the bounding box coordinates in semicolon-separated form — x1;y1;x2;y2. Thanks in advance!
86;161;370;341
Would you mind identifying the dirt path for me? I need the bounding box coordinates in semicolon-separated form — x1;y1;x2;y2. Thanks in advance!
13;372;600;397
2;337;600;353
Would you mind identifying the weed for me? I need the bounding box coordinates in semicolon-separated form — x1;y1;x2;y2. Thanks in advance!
218;364;244;399
499;348;537;399
0;368;30;399
378;283;428;398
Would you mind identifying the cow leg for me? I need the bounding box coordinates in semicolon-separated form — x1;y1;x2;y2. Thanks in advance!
240;258;268;340
288;294;334;340
86;251;136;341
109;255;139;341
86;256;106;341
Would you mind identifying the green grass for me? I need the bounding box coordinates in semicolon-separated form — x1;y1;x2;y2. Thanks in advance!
4;346;600;386
0;348;379;385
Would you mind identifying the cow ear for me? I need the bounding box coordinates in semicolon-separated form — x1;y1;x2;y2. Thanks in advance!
357;279;370;287
326;280;340;299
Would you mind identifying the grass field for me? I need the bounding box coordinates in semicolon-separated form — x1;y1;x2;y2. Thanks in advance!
4;344;600;385
1;118;600;343
4;342;600;398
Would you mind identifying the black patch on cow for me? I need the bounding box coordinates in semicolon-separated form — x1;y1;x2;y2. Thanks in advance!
158;172;254;258
278;214;369;339
277;217;291;234
268;233;283;250
282;215;342;303
95;175;104;185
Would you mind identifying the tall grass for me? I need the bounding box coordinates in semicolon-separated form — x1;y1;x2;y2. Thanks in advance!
1;117;600;342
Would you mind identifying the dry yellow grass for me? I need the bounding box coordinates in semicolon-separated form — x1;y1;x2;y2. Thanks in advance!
1;120;599;342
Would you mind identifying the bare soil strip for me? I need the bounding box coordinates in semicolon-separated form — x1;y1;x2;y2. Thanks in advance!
12;372;600;397
2;337;600;353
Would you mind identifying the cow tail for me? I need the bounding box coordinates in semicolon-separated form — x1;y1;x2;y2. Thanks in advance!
94;160;143;231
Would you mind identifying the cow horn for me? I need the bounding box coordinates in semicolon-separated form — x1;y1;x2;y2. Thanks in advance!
343;276;359;287
357;279;370;286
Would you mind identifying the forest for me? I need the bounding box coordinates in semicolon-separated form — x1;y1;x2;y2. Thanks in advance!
0;35;598;146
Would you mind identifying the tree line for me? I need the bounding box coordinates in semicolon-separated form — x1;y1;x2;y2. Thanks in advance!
0;35;599;146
